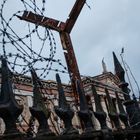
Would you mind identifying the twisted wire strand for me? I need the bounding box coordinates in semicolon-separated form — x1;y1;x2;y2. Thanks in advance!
0;0;67;78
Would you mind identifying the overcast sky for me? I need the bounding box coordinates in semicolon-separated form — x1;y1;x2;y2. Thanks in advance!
0;0;140;97
43;0;140;97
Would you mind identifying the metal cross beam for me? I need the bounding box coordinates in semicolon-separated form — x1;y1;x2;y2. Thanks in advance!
65;0;86;33
18;0;86;99
17;11;66;32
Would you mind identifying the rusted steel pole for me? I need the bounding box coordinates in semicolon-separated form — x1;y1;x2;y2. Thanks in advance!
18;0;87;103
30;69;55;137
55;73;79;135
60;32;83;100
65;0;86;33
17;11;65;32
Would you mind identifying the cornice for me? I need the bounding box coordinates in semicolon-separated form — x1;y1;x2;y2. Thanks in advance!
0;72;123;96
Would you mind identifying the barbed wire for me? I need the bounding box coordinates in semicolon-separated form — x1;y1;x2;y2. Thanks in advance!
0;0;68;79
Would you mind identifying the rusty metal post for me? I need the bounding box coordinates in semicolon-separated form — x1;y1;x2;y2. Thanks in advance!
115;91;129;129
91;85;108;130
60;32;83;100
0;57;23;136
76;80;95;134
105;88;121;130
54;73;79;135
30;69;55;137
18;0;87;103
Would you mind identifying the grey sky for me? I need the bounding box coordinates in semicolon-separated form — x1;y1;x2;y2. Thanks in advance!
71;0;140;96
46;0;140;96
0;0;140;97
